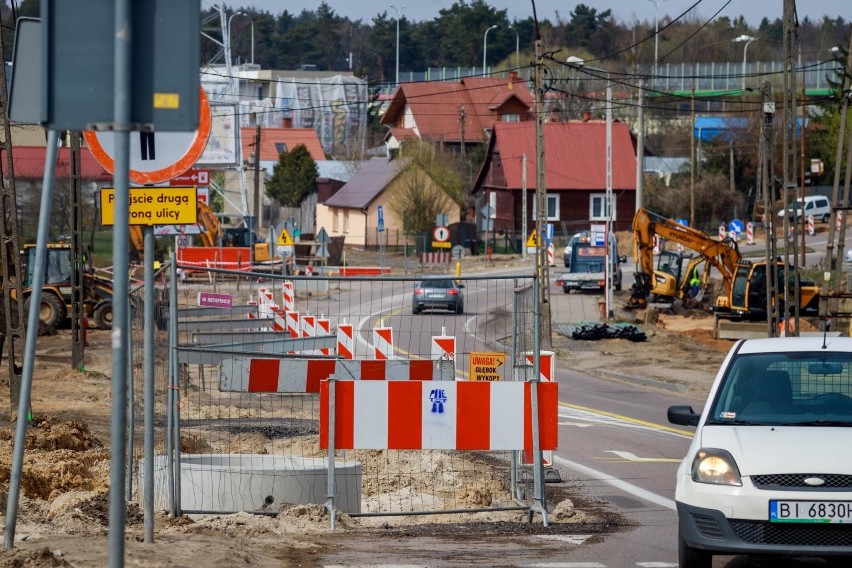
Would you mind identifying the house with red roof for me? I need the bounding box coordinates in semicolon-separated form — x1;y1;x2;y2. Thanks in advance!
380;74;533;155
472;120;637;239
239;127;326;175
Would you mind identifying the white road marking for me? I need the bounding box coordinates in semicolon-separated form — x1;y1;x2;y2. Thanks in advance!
636;563;678;567
602;450;682;463
559;421;594;428
526;563;606;568
559;408;691;439
534;534;592;545
552;455;677;511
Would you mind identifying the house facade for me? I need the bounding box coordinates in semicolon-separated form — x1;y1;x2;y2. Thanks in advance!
472;121;637;240
316;156;459;248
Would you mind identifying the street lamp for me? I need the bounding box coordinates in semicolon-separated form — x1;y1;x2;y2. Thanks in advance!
508;25;519;69
732;34;757;90
648;0;667;88
228;12;254;66
389;4;405;85
483;24;498;74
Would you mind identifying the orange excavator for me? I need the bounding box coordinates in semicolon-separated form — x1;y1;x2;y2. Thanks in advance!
627;207;820;320
130;200;220;250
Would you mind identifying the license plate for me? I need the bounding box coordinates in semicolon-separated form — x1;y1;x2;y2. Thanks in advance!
428;293;443;298
770;500;852;523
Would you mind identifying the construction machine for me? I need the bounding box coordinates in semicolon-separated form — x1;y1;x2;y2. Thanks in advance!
20;243;114;329
627;207;820;320
130;199;220;250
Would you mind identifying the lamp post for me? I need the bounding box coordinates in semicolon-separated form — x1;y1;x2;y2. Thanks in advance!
508;25;519;69
732;34;757;90
228;12;253;66
483;24;498;74
648;0;667;88
389;4;405;85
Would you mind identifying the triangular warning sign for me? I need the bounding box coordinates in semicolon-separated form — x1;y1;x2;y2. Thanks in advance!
277;227;294;246
526;229;538;247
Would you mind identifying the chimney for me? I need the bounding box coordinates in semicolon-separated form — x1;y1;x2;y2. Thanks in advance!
282;116;293;129
509;71;519;83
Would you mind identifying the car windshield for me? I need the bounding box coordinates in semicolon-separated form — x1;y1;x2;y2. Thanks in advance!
707;352;852;426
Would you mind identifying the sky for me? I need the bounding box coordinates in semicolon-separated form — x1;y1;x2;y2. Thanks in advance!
221;0;848;26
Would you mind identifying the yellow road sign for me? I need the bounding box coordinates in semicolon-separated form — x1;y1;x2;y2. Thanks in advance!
469;352;506;381
432;241;451;248
278;227;294;246
100;187;197;226
526;229;538;247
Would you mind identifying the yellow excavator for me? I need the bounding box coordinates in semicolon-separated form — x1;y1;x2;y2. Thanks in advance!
627;207;820;320
130;200;220;250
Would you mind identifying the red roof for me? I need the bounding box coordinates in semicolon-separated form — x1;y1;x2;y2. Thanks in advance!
489;121;636;190
381;77;533;143
12;147;113;181
240;127;326;163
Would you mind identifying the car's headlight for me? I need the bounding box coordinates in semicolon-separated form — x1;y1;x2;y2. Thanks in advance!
690;448;742;486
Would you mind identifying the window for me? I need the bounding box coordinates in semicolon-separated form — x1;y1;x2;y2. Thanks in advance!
343;210;350;233
501;113;520;122
275;143;288;154
532;193;560;221
333;209;339;232
590;194;616;222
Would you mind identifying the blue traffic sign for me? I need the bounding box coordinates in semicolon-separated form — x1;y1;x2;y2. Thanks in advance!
675;218;688;227
728;219;744;234
377;205;385;232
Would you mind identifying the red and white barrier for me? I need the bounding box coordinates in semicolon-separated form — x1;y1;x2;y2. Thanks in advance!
547;242;555;266
319;380;558;451
272;307;287;332
746;222;754;245
420;252;451;265
728;230;736;241
718;224;725;239
808;215;815;236
220;357;337;393
286;311;300;339
431;334;456;361
373;327;394;360
281;281;295;313
652;235;660;255
220;358;439;393
838;211;843;232
317;318;331;356
524;351;555;382
301;314;316;354
337;323;354;359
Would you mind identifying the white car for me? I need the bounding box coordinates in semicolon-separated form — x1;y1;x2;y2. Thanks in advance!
668;336;852;567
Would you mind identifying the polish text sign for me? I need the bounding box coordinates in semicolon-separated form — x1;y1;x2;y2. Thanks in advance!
100;187;197;226
469;352;506;382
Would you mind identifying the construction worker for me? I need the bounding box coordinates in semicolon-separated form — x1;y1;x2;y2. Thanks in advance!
689;266;701;298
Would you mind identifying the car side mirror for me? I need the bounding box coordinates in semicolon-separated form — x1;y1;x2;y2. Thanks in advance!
668;405;700;427
457;283;465;288
619;255;627;264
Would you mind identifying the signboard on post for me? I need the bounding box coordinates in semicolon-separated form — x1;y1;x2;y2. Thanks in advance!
100;187;197;226
84;87;212;185
169;168;210;186
377;205;384;233
469;352;506;381
432;226;450;249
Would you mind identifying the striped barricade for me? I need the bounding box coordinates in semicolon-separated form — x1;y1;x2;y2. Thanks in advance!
523;351;555;381
219;358;441;393
337;323;354;359
301;314;316;354
281;280;295;313
373;327;394;360
285;311;300;339
317;318;331;356
319;380;558;451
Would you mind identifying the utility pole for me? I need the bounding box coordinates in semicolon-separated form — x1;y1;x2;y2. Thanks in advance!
782;0;798;333
459;105;466;158
635;81;645;212
253;124;261;239
761;82;780;337
824;29;852;317
534;37;552;347
522;153;528;259
0;17;25;419
689;86;695;226
70;132;84;371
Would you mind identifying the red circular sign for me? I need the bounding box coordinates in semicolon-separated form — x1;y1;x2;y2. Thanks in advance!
84;87;212;185
433;226;450;242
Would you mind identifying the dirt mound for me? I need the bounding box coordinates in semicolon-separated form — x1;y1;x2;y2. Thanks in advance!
0;547;71;568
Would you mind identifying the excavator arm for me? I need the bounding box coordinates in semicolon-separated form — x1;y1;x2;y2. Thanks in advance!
627;207;741;308
130;200;220;250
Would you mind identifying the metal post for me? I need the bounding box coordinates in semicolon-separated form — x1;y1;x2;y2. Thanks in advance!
143;227;155;542
166;256;177;515
522;154;527;259
605;85;613;320
635;82;644;212
529;277;547;525
534;37;552;347
325;376;337;530
782;0;798;332
4;130;60;549
108;1;133;565
170;253;182;517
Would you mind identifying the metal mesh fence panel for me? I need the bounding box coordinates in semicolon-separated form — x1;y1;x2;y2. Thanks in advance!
131;264;544;517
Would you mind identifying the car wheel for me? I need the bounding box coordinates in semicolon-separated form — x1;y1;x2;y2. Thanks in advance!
563;287;570;294
456;302;464;315
822;214;830;223
412;305;421;315
678;529;711;568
